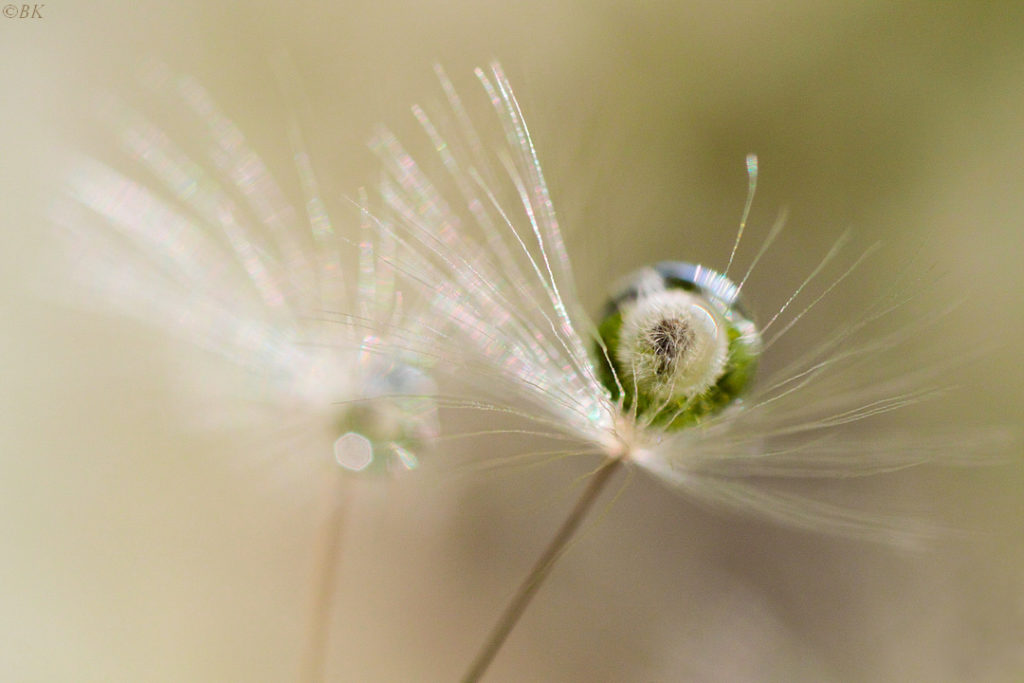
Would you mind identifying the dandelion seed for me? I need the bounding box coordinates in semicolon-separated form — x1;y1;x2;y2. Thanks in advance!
368;62;983;531
361;63;1006;680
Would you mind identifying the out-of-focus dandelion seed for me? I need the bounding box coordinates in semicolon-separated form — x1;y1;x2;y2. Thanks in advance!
47;64;441;682
50;66;439;475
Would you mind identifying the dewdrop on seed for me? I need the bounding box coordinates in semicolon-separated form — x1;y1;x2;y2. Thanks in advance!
597;261;762;429
595;156;763;430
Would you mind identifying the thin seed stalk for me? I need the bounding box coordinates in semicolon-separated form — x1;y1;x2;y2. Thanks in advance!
302;471;351;683
461;456;624;683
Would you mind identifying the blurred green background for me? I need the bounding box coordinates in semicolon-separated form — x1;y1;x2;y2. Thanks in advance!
2;1;1022;680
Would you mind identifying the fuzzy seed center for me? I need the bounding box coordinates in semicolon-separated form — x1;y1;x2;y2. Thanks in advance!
647;317;695;375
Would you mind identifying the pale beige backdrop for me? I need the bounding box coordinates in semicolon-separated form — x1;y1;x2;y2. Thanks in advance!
1;1;1022;681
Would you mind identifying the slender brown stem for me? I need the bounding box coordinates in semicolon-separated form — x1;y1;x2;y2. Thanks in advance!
461;456;623;683
302;470;351;683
